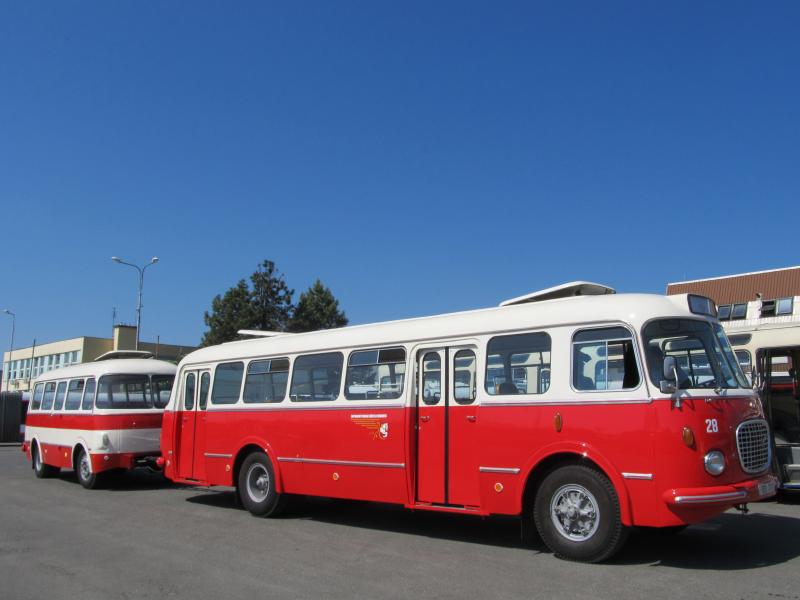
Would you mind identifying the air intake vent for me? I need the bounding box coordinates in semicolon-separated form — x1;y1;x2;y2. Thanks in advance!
736;419;771;474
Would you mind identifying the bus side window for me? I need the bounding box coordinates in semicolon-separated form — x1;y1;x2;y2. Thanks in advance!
53;381;67;411
65;379;85;410
572;327;640;392
210;362;244;405
345;348;406;401
32;383;44;411
81;378;96;410
485;332;551;396
290;353;343;402
41;382;56;411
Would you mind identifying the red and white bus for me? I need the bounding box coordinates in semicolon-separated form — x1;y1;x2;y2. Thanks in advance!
22;352;176;488
727;325;800;490
160;282;777;562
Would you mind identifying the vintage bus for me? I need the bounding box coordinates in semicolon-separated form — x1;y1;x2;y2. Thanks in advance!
159;283;777;562
727;325;800;490
22;352;176;489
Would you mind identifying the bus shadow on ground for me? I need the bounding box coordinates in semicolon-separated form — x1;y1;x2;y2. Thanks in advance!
187;491;800;568
55;468;180;492
619;510;800;569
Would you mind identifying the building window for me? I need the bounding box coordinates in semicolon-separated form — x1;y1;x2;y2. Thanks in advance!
730;303;748;320
718;304;731;320
763;297;795;317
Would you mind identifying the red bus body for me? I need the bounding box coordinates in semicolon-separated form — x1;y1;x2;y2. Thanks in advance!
160;286;777;559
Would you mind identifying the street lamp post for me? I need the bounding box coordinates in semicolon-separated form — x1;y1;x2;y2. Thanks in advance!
111;256;159;350
3;309;15;391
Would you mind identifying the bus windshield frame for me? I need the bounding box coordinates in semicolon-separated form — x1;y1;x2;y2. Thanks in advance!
643;318;750;390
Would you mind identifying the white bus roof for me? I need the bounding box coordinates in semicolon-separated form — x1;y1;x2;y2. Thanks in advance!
32;358;177;384
181;292;701;367
499;281;616;306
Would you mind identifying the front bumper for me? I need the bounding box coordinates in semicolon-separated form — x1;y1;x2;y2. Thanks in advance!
662;473;779;506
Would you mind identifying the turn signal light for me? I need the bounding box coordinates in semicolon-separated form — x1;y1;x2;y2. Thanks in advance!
682;427;695;448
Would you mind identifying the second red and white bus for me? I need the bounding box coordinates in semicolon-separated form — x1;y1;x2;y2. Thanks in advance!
160;283;777;562
22;353;176;488
727;324;800;490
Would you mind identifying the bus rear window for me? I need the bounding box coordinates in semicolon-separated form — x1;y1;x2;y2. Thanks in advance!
96;375;153;409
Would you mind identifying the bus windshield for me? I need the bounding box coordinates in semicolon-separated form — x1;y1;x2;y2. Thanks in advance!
643;319;749;390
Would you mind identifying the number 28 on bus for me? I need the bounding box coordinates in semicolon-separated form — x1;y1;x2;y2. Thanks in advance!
159;282;777;563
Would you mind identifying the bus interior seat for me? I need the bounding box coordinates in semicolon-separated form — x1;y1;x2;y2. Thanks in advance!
497;382;518;395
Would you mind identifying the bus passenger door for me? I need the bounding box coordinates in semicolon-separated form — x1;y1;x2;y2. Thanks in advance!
448;346;480;507
175;371;198;480
191;371;211;482
417;349;446;503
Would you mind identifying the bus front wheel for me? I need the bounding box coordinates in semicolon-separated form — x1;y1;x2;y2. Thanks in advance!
76;448;102;489
533;464;628;563
32;442;60;479
237;451;287;517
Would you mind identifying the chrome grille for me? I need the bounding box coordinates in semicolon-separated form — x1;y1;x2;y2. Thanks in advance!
736;419;771;474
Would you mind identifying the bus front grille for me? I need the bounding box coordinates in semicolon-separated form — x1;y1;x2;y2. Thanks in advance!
736;419;771;474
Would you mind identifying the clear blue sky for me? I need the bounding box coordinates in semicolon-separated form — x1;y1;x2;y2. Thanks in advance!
1;2;798;349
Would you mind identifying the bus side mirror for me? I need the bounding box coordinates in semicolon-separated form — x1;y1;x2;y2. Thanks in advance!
660;356;677;394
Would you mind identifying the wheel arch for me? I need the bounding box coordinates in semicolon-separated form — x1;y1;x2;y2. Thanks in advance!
519;442;633;526
232;437;283;493
71;440;92;472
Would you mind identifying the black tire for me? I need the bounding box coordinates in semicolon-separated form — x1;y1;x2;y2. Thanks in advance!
75;448;103;490
533;464;629;563
237;451;287;517
32;442;61;479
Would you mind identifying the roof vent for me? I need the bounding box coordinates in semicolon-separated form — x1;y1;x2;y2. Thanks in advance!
236;330;294;338
94;350;154;361
499;281;616;307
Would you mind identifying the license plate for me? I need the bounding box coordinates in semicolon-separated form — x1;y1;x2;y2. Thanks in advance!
758;481;776;497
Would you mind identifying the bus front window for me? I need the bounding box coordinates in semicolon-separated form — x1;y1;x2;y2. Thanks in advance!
643;319;748;390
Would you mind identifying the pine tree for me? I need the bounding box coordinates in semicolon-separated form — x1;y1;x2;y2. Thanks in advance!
288;279;348;333
200;260;294;346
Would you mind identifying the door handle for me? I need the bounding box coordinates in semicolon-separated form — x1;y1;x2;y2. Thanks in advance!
466;415;476;422
420;416;431;422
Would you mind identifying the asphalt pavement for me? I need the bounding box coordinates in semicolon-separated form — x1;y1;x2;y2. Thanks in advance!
1;445;799;600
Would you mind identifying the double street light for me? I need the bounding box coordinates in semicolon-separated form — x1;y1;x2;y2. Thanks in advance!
111;256;159;350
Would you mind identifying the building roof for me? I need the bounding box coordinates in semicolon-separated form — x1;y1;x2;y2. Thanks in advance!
666;266;800;305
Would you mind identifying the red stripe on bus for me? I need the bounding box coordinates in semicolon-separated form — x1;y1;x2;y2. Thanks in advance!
25;413;163;430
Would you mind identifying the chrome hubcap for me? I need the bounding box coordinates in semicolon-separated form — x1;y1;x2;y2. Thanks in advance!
246;464;270;503
79;454;91;481
550;484;600;541
34;447;41;470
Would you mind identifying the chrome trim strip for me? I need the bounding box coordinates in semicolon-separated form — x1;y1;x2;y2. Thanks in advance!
622;472;653;480
277;457;405;469
479;466;520;474
673;491;747;504
204;453;233;458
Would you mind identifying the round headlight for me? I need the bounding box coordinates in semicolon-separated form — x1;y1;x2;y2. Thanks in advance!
704;450;726;476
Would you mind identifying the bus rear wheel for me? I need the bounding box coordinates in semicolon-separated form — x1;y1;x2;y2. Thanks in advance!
533;464;628;563
237;451;287;517
75;448;102;489
32;442;60;479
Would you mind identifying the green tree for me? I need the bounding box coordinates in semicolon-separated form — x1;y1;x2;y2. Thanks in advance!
200;260;294;346
288;279;348;333
200;280;255;347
